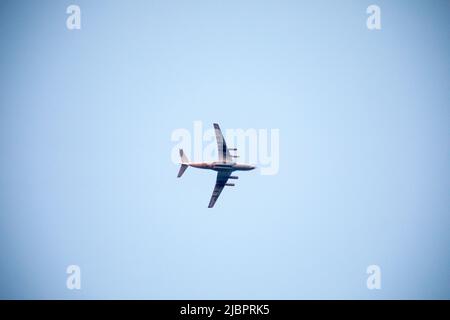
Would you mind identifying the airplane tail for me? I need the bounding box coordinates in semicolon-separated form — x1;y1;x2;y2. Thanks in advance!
177;149;189;178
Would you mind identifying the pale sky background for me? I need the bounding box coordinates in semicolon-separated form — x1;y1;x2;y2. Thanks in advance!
0;0;449;299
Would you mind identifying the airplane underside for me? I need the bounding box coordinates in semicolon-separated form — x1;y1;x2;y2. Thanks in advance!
177;123;255;208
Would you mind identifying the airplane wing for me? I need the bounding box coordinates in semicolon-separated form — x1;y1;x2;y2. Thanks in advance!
208;170;232;208
213;123;232;162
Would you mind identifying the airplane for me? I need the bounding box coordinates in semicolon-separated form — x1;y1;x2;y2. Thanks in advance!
177;123;256;208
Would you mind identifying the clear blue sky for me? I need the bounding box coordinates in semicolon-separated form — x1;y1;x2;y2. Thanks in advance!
0;0;449;299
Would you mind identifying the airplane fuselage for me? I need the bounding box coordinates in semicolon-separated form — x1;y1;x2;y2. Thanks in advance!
189;162;255;172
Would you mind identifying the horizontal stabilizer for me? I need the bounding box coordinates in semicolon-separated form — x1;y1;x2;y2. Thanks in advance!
180;149;189;164
177;164;188;178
